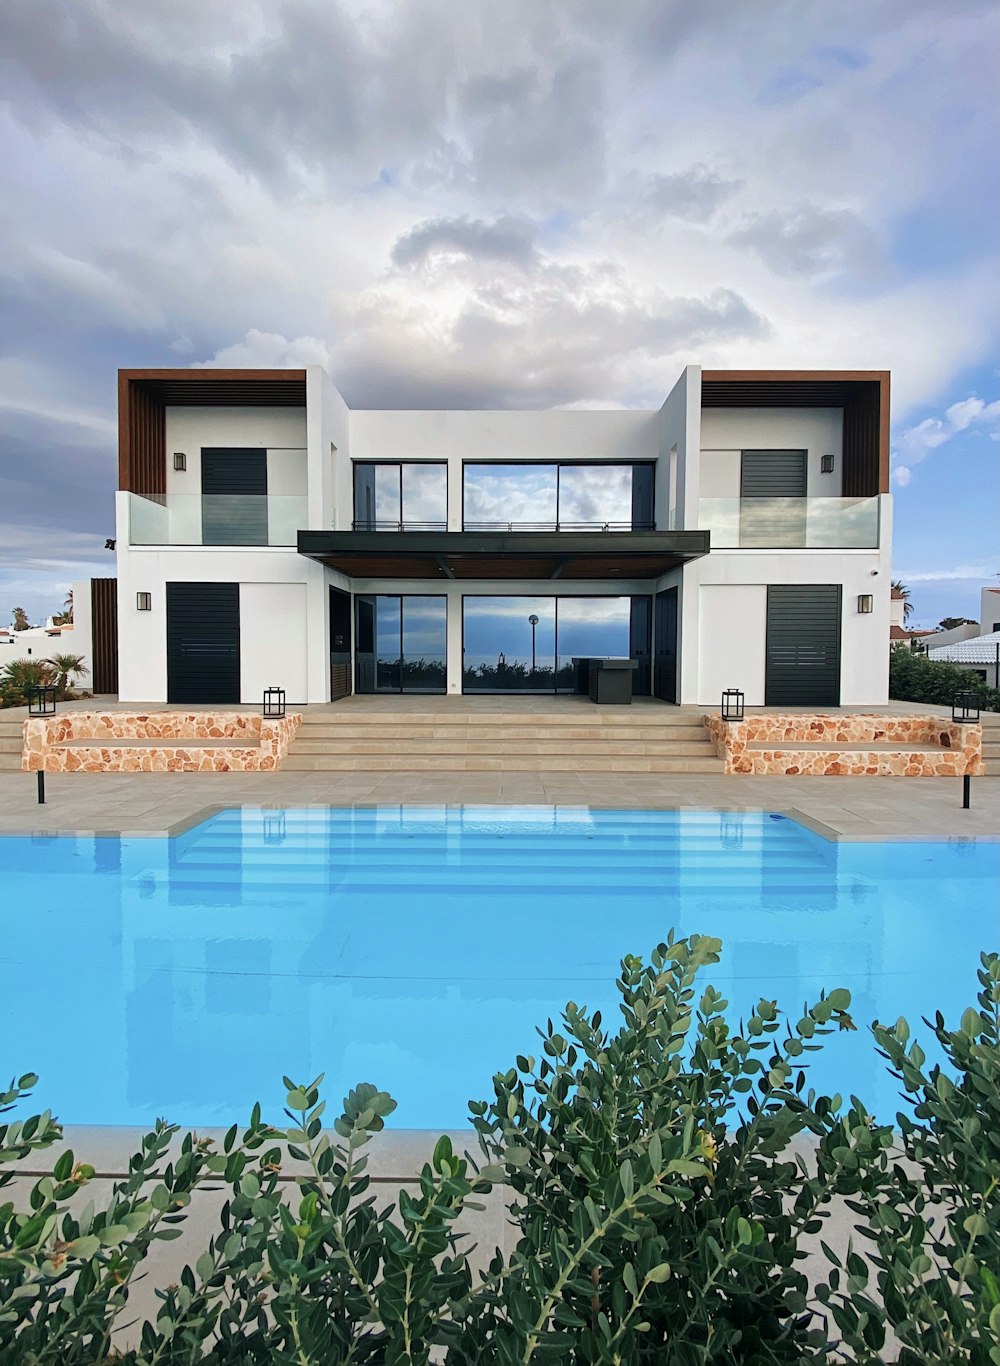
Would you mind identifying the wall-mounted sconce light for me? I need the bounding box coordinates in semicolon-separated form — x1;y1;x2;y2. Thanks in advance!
173;452;187;471
857;594;874;614
136;592;152;611
820;454;835;473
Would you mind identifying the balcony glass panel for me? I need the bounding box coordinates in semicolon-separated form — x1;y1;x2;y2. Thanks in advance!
697;496;879;549
127;493;307;546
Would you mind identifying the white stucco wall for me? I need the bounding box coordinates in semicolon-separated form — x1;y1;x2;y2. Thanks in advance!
693;541;890;706
116;491;325;702
981;588;1000;635
239;582;309;702
698;408;844;500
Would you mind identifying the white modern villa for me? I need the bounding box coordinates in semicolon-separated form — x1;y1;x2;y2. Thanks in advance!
107;366;892;708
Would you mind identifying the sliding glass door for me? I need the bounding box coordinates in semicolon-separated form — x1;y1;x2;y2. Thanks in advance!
355;595;447;694
462;596;649;694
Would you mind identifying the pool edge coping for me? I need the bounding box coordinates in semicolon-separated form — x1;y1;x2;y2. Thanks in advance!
2;799;998;843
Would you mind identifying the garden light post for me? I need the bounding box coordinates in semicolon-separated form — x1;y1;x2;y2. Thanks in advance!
528;613;539;674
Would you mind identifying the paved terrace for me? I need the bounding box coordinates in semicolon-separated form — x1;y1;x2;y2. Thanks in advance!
0;695;997;839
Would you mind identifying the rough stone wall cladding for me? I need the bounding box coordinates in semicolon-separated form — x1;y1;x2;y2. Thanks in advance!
22;712;301;773
703;713;982;777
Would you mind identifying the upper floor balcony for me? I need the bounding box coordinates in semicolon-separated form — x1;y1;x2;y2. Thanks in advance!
126;492;307;547
697;495;880;549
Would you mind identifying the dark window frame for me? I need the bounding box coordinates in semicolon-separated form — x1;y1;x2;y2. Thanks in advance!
352;460;449;531
461;460;656;532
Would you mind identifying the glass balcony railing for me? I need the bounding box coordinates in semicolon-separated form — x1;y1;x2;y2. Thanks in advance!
697;496;880;549
127;493;308;547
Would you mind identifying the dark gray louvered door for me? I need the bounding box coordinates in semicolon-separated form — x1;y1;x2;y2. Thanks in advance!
202;449;268;545
740;450;807;547
167;583;240;703
765;584;841;707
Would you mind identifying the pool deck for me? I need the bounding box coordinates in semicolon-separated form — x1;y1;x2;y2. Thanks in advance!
0;764;996;840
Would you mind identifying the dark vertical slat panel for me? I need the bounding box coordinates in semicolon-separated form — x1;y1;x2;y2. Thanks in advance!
90;578;119;695
765;585;841;706
166;583;240;704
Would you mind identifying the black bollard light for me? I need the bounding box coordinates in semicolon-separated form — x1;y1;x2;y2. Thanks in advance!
962;774;971;810
37;770;45;804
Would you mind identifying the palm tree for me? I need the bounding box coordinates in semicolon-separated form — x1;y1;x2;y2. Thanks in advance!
891;580;913;623
0;658;55;708
11;607;30;632
52;589;74;626
46;652;88;699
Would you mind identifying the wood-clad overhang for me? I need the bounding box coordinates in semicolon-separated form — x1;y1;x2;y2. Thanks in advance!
701;370;890;496
297;530;711;581
118;369;307;496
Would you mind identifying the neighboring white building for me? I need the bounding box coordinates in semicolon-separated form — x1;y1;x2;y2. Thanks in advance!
114;366;892;707
0;609;92;676
928;631;1000;690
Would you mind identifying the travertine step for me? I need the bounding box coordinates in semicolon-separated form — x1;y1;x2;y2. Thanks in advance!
296;722;709;742
0;735;23;752
296;711;701;729
281;753;725;773
289;738;715;757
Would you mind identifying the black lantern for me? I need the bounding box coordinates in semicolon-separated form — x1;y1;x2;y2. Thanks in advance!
27;685;57;716
857;594;874;614
721;688;745;721
263;687;286;718
952;691;980;724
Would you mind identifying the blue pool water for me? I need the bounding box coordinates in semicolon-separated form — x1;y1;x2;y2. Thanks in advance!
1;808;997;1129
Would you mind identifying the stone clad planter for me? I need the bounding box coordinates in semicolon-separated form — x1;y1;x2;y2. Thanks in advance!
22;711;302;773
703;712;983;777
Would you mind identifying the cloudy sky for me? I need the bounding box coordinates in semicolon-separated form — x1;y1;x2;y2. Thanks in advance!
1;0;997;629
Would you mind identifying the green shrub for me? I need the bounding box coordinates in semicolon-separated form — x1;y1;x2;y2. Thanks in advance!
889;644;1000;713
1;937;998;1364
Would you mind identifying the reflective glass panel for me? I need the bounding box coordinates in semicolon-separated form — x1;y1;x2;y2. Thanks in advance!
463;466;558;530
401;465;447;529
555;598;632;688
375;465;402;529
558;466;632;529
375;596;402;691
402;597;447;691
463;597;556;690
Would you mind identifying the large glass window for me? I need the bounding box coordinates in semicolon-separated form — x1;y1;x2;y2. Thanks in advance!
463;596;646;693
463;463;654;531
355;595;446;693
353;463;447;530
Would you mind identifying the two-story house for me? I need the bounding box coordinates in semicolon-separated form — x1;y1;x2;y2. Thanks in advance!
112;366;891;708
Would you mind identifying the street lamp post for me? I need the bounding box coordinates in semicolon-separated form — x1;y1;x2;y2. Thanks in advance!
528;613;539;674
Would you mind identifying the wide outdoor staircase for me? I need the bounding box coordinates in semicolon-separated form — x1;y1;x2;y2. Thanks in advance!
0;717;22;771
982;711;1000;776
282;705;725;774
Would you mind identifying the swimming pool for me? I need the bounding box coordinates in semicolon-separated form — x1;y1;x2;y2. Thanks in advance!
1;807;996;1128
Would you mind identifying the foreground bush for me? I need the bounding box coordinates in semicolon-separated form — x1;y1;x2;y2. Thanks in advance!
889;644;1000;713
1;935;997;1363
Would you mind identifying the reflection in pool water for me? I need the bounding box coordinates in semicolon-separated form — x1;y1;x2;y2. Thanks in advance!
1;808;996;1128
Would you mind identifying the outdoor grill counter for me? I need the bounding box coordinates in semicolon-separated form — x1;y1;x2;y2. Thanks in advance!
571;656;640;705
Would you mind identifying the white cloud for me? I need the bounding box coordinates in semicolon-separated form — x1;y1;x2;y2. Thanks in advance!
892;464;912;487
895;392;1000;467
894;562;999;583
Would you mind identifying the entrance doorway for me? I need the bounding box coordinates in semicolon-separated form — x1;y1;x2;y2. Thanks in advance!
765;584;841;706
355;595;447;694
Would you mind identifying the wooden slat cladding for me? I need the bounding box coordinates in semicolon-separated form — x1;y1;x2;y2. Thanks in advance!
118;375;166;496
701;371;889;497
118;370;306;492
90;577;119;695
